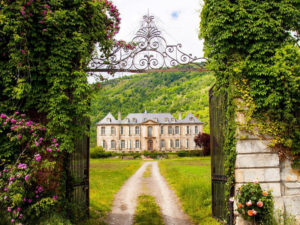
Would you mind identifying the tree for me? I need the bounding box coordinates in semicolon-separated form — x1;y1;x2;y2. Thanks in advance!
194;133;210;156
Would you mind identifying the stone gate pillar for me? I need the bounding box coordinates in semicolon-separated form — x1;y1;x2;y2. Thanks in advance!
234;111;300;224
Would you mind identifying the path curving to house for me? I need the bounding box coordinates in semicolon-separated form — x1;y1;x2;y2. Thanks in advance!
106;161;192;225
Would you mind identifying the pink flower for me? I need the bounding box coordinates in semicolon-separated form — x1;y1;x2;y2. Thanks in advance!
11;219;14;223
56;148;60;152
43;29;47;32
21;49;26;54
257;201;263;207
35;141;39;146
4;187;8;191
18;135;22;139
52;138;57;143
25;175;29;181
34;154;42;162
53;195;58;200
11;119;17;124
46;148;52;152
28;199;32;203
43;10;47;15
252;209;257;215
21;114;25;117
19;213;23;219
246;200;252;207
0;114;6;119
17;208;21;212
32;133;36;137
45;4;50;9
18;163;27;170
8;207;11;212
253;179;259;184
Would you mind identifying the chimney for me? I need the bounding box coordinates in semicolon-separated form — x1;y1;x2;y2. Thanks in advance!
178;112;182;120
118;112;121;120
196;114;199;119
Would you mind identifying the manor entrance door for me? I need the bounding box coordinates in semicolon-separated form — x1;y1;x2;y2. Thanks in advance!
148;140;153;151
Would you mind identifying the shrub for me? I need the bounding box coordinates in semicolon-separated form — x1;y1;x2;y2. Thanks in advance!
90;147;112;158
236;182;274;225
0;113;64;224
177;150;204;157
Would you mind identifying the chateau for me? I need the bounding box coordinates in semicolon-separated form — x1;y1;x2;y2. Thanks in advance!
97;112;203;152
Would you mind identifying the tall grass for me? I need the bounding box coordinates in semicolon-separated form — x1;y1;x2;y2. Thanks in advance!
81;158;142;225
159;157;220;225
133;195;165;225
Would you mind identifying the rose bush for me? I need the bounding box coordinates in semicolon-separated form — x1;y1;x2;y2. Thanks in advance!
236;182;274;225
0;112;64;224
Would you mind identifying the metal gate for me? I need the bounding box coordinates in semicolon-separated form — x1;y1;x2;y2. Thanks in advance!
209;86;233;224
67;132;90;220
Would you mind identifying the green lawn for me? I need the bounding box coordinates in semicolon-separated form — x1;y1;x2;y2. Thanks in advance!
159;157;220;225
133;195;165;225
82;158;142;225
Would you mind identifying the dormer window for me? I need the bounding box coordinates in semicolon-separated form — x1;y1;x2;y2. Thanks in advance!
133;118;137;123
165;118;168;122
189;117;194;121
171;118;175;122
125;118;130;123
106;118;111;122
154;118;158;122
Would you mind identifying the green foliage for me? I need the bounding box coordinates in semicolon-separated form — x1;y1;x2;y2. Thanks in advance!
236;182;274;225
133;195;164;225
0;0;116;153
200;0;299;159
90;68;215;146
177;150;203;157
200;0;299;220
37;213;72;225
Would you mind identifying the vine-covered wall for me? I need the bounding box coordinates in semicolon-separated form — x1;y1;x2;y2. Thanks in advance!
200;0;299;220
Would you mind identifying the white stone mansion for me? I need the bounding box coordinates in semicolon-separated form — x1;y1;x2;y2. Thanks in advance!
97;112;203;152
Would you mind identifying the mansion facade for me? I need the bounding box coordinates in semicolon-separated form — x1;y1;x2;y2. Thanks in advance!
97;112;203;152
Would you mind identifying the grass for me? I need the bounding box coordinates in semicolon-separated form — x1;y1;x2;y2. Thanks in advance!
133;195;165;225
159;157;220;225
143;164;152;178
81;158;142;225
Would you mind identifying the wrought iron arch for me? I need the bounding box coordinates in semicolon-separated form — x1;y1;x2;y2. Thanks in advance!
88;14;207;73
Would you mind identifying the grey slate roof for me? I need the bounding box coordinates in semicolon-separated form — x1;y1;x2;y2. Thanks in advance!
97;112;203;125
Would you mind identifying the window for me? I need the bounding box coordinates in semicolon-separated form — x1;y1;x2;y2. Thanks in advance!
120;126;124;135
102;140;106;148
175;126;179;134
106;118;111;123
148;126;152;137
186;139;189;148
135;140;140;148
165;118;168;122
170;140;173;148
129;126;131;135
195;126;198;134
121;140;125;149
133;118;137;123
160;126;164;134
111;127;115;135
186;126;190;134
161;139;165;148
168;126;172;134
111;140;116;149
129;140;132;149
135;126;140;135
175;139;180;148
101;127;105;135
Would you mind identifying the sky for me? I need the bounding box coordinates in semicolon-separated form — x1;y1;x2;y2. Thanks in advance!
89;0;204;82
113;0;204;57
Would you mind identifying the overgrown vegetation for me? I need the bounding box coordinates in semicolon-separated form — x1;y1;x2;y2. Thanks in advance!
133;195;164;225
159;157;220;225
90;69;215;146
200;0;299;221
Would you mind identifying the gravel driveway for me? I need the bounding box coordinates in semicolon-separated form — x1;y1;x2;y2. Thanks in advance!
106;161;192;225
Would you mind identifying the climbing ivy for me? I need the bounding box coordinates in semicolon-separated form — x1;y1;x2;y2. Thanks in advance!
200;0;300;220
0;0;122;152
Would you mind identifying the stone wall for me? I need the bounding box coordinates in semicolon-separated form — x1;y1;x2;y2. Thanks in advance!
234;133;300;224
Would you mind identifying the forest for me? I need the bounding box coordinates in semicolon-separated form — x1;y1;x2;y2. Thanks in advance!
90;69;215;146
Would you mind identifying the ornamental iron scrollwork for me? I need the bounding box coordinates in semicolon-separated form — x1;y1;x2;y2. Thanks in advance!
88;14;206;73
